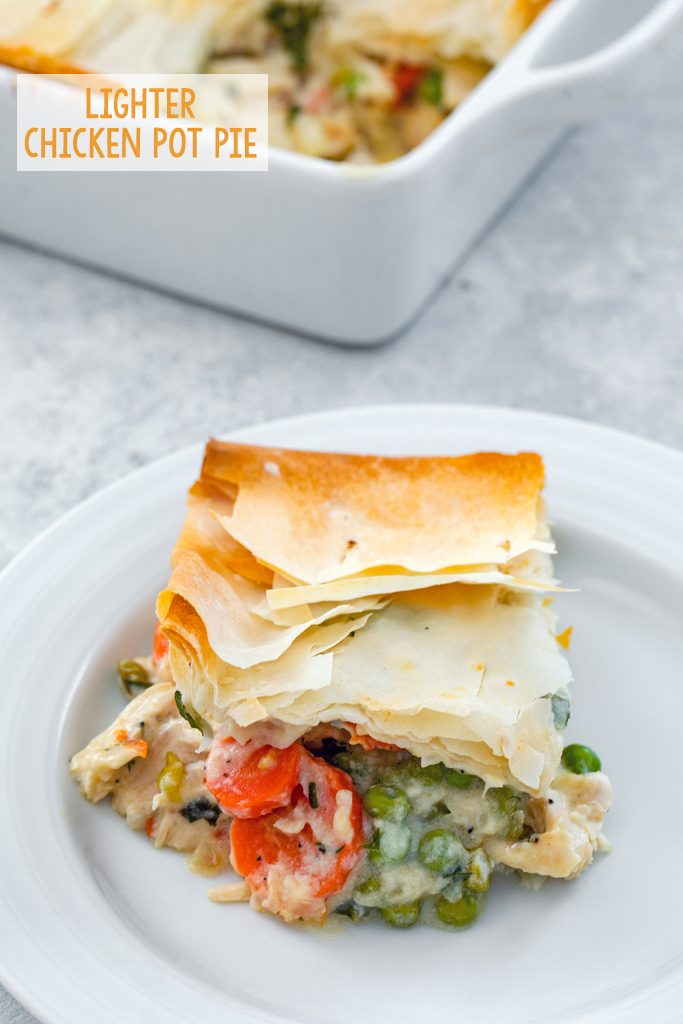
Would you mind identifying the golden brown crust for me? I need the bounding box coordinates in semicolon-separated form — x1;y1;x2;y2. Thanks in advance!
0;45;84;76
175;480;272;587
201;440;547;584
506;0;553;40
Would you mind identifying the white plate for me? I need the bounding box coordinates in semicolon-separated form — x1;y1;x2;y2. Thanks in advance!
1;404;682;1024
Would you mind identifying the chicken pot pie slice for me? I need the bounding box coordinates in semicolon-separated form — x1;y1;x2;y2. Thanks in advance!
71;440;610;931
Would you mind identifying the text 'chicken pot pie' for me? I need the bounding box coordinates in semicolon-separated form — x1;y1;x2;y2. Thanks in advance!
71;440;611;931
0;0;551;161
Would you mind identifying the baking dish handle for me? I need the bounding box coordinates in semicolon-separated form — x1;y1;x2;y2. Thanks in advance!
465;0;683;129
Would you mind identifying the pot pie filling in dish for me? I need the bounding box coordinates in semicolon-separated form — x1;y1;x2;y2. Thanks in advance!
0;0;551;162
71;441;612;930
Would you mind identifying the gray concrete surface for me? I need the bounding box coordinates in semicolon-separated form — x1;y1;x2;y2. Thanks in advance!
1;54;682;1024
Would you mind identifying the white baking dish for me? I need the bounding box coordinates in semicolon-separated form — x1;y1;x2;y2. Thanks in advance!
0;0;682;346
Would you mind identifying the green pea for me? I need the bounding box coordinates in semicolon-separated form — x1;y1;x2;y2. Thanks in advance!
354;875;383;908
487;786;520;816
418;829;466;875
487;786;525;838
436;894;480;928
562;743;601;774
368;822;411;865
363;784;411;822
382;901;420;928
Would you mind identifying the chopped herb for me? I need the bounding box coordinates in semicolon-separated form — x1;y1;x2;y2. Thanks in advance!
317;842;327;854
419;68;444;107
180;797;221;826
265;2;323;72
308;781;319;808
286;103;301;127
174;690;206;734
335;845;345;854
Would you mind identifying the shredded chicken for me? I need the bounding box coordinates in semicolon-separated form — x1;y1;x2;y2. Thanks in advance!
69;682;231;876
485;770;612;878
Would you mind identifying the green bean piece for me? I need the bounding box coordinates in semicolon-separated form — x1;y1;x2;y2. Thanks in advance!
363;784;411;822
419;68;444;107
118;659;151;698
436;894;480;928
561;743;601;774
418;829;466;875
382;901;420;928
157;752;184;804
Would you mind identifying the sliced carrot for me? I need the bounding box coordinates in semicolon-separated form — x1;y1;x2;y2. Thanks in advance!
230;750;365;920
152;621;169;667
126;738;148;758
114;729;148;759
205;739;302;819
